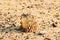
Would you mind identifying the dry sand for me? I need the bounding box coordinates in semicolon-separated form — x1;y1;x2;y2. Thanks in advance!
0;0;60;40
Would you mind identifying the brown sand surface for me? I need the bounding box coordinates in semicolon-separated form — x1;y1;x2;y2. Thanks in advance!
0;0;60;40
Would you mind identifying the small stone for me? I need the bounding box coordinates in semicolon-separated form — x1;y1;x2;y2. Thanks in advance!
35;30;48;35
44;38;51;40
39;30;48;34
52;22;57;27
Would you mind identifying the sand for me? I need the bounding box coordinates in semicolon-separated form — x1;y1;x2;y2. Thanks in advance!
0;0;60;40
